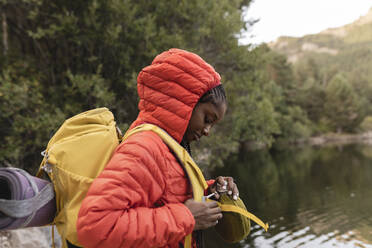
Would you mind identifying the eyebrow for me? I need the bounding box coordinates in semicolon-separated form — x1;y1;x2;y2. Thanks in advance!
207;103;222;122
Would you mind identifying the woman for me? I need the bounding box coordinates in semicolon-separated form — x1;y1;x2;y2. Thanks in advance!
76;48;238;248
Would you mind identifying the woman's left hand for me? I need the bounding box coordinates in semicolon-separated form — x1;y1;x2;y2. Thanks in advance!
208;176;239;201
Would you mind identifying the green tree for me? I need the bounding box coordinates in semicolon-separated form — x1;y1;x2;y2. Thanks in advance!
1;0;257;170
323;74;366;132
295;77;326;133
253;45;312;142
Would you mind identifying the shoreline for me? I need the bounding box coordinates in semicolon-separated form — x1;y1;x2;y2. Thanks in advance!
222;132;372;154
288;131;372;147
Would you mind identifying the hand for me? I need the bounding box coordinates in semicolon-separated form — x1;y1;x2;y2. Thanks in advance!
184;199;223;230
209;176;239;201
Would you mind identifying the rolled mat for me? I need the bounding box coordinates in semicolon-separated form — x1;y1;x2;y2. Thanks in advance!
0;167;56;230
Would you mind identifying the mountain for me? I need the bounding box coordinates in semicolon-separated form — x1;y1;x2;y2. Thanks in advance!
269;7;372;63
266;8;372;133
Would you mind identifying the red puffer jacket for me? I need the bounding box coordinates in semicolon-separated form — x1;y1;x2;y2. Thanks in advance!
76;49;221;248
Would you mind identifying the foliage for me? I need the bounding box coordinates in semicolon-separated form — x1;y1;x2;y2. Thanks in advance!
0;0;261;170
271;12;372;139
359;116;372;132
0;62;66;170
323;74;366;133
1;0;370;170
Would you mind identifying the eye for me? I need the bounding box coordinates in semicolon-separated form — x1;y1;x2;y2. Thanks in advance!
205;116;213;124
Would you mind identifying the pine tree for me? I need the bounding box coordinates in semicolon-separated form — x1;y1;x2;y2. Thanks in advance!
324;74;365;132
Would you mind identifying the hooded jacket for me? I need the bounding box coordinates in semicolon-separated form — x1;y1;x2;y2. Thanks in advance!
76;49;221;248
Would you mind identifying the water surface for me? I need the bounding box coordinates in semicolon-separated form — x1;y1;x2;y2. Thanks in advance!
205;144;372;248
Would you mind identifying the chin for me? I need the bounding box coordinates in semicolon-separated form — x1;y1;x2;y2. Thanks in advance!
187;136;195;143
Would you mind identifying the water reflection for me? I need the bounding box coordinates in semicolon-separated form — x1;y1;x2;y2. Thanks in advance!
205;144;372;248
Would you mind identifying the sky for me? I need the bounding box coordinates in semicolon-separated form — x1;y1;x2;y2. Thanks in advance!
241;0;372;44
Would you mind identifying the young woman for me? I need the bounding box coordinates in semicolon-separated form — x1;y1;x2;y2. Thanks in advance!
76;48;238;248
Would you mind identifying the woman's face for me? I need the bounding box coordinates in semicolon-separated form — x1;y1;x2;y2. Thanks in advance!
184;101;227;143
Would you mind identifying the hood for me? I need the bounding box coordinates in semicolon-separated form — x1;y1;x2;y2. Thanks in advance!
129;48;221;143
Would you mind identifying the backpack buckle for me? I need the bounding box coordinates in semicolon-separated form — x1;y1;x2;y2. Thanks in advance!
40;150;53;173
116;125;123;141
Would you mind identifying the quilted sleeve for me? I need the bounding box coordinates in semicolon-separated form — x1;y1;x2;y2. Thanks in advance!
76;132;195;248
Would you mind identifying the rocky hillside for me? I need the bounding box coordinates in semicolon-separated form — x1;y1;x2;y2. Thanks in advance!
265;7;372;133
269;7;372;63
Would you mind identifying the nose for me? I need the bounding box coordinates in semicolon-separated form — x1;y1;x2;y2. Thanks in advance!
202;125;211;136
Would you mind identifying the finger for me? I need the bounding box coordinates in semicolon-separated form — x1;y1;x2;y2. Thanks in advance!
226;177;234;196
207;213;223;222
226;177;234;190
206;205;222;215
232;184;239;200
212;213;224;225
216;176;227;189
217;186;227;193
216;180;228;193
225;177;239;200
202;220;219;229
198;218;218;230
214;213;223;220
205;201;219;208
205;213;223;228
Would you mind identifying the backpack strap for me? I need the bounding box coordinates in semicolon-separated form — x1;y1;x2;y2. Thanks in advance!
211;200;268;231
123;124;208;200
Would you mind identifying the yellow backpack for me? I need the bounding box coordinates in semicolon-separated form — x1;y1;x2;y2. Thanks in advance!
38;108;121;247
38;108;268;248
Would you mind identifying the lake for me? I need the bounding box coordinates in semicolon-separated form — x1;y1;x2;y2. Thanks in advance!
205;144;372;248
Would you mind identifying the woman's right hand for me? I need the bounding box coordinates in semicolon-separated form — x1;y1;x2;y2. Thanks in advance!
184;199;223;230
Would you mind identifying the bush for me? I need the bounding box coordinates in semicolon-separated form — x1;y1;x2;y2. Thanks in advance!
359;116;372;132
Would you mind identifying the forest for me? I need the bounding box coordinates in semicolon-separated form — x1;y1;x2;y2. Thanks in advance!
1;0;371;171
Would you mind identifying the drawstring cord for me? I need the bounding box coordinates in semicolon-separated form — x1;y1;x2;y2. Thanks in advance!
52;225;55;248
